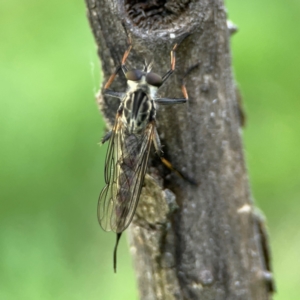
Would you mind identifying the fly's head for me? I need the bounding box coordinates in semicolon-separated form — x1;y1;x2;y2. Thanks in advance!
125;69;163;98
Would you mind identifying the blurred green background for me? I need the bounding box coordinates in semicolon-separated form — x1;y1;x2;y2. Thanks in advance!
0;0;299;299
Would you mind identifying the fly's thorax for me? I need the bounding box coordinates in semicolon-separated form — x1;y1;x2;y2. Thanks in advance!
121;85;156;134
122;91;156;134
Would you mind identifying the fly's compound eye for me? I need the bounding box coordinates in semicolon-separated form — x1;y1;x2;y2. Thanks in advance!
146;72;162;87
125;69;143;81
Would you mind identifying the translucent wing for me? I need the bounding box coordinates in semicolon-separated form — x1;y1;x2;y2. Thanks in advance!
98;114;154;233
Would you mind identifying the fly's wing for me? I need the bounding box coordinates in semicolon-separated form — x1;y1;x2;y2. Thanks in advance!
98;116;154;233
97;114;121;232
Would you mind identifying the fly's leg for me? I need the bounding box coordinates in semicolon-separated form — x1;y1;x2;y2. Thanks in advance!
153;127;198;185
104;91;126;99
101;131;112;144
155;62;201;104
161;44;178;85
153;127;181;177
104;65;121;91
103;36;132;93
155;97;187;105
181;62;201;100
120;36;132;75
153;126;163;157
161;32;192;85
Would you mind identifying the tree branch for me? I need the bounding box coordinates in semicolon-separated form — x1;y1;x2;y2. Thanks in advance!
85;0;274;299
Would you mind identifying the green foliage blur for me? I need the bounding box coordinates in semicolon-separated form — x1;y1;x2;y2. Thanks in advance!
0;0;299;299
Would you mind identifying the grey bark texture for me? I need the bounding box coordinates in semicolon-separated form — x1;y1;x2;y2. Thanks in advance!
85;0;274;299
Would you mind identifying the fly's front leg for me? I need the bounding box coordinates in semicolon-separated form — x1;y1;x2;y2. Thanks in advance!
155;63;200;104
104;65;121;91
120;35;132;75
161;44;178;85
103;37;132;95
181;62;201;100
161;33;192;85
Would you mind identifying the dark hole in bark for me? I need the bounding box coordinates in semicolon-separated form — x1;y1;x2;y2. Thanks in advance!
125;0;190;29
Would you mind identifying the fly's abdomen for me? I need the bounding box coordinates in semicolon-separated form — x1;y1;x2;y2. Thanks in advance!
115;134;142;228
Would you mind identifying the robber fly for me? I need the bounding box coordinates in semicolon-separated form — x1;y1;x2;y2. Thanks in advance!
98;38;190;272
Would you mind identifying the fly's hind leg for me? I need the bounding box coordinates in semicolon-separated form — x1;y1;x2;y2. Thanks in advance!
153;127;163;157
153;127;198;185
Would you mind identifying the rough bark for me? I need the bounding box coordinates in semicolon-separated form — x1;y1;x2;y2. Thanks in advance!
85;0;274;299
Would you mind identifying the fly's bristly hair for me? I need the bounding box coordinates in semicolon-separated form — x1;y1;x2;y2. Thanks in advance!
144;60;153;73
